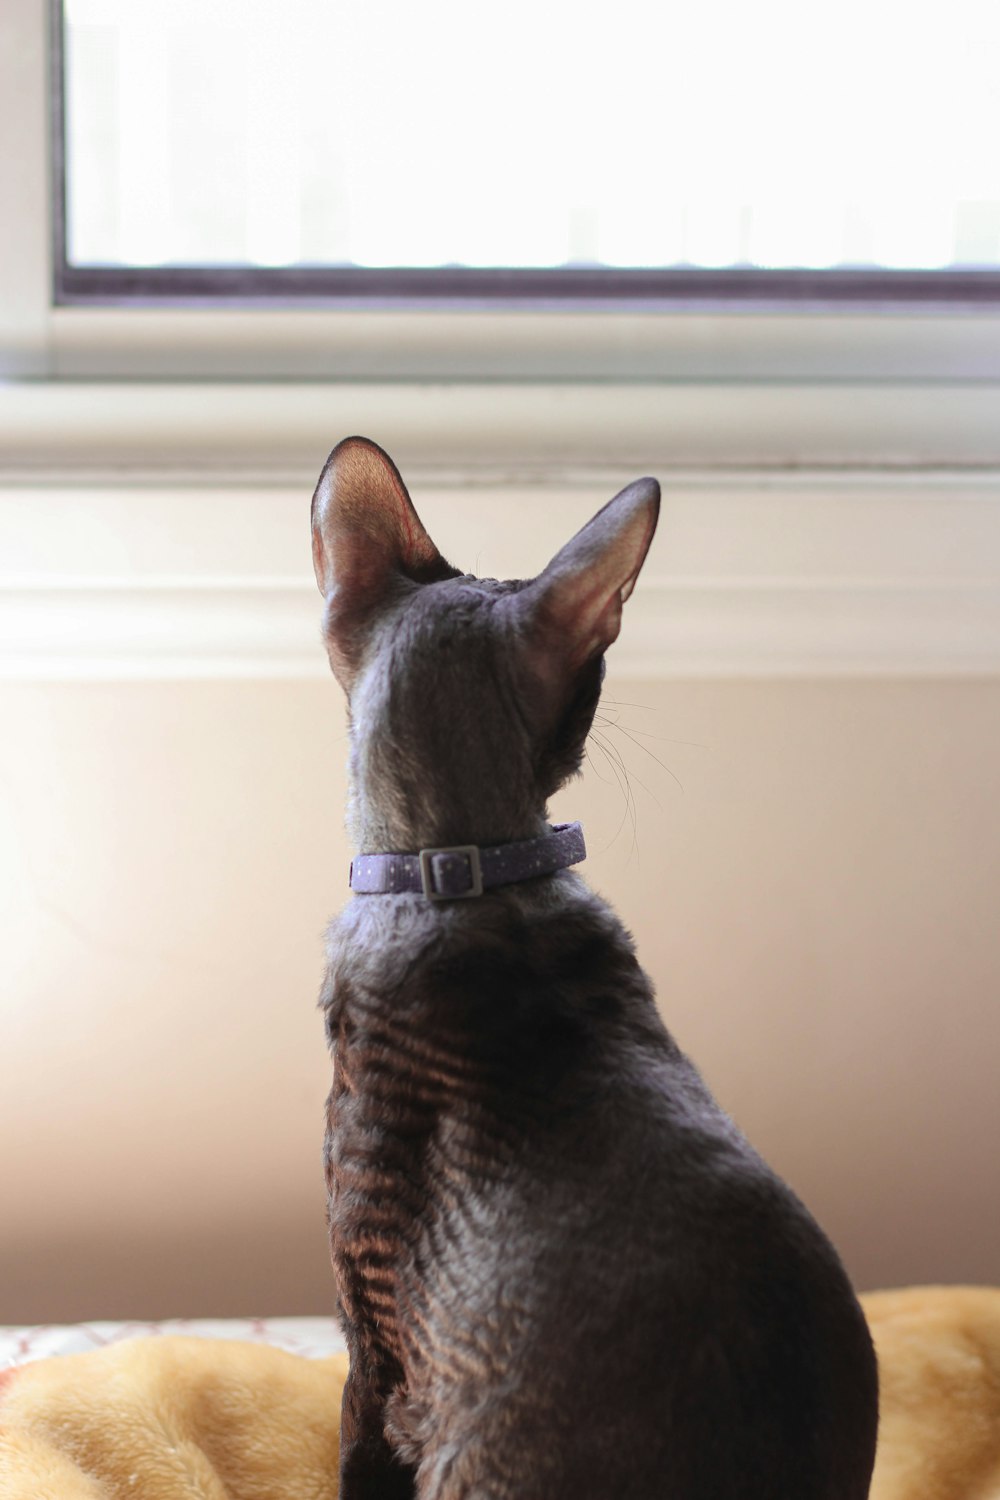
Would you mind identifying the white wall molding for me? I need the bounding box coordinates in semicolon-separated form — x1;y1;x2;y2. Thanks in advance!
47;308;1000;382
2;471;998;679
4;577;1000;681
3;379;1000;480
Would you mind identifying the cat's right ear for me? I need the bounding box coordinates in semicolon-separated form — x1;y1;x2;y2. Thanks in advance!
514;476;661;695
311;436;456;685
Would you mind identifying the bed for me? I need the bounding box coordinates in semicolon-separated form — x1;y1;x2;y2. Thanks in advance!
3;1292;1000;1499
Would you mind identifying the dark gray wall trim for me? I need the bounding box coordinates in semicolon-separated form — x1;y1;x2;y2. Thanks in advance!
52;262;1000;309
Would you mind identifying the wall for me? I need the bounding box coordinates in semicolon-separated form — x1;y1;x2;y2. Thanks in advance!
2;367;998;1324
2;672;998;1323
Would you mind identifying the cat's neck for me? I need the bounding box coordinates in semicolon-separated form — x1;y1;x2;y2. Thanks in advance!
347;790;552;861
324;867;642;1013
344;702;552;854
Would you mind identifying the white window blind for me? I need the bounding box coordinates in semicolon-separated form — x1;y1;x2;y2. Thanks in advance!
63;0;1000;274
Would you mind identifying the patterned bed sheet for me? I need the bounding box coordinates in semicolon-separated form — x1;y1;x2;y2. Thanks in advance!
0;1316;347;1369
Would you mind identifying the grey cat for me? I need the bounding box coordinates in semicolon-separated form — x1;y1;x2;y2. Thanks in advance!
313;436;878;1500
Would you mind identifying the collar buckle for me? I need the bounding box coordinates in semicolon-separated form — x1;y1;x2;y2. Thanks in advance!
418;844;484;900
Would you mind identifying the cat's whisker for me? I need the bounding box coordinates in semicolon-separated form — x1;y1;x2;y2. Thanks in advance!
600;695;708;750
610;723;687;796
587;729;636;852
592;714;686;802
598;694;655;711
587;732;632;841
614;725;708;750
607;756;663;816
583;745;616;789
590;727;640;858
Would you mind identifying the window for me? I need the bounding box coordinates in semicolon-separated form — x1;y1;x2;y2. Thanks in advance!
3;0;1000;381
57;0;1000;306
0;0;997;684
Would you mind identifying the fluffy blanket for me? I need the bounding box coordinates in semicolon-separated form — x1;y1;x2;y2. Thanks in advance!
864;1286;1000;1500
0;1337;348;1499
1;1288;998;1499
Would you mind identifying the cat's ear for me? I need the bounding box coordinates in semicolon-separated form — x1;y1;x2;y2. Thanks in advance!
517;477;660;684
311;436;452;597
311;436;457;684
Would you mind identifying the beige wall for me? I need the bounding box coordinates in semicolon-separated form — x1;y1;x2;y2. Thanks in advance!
1;675;998;1324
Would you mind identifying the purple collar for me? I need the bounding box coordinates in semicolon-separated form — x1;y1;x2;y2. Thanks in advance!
349;821;586;901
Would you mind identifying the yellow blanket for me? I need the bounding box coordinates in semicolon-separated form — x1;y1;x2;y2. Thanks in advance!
0;1339;348;1500
1;1288;998;1499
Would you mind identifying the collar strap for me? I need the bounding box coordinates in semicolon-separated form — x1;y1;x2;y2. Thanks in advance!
349;821;586;901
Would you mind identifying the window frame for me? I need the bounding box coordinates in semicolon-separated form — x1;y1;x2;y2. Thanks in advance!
52;263;1000;311
4;0;1000;385
50;0;1000;314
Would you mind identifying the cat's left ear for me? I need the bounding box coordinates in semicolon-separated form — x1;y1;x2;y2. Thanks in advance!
311;436;452;599
311;436;457;685
515;476;660;684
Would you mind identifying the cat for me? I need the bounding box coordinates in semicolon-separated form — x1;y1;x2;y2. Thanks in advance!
313;436;879;1500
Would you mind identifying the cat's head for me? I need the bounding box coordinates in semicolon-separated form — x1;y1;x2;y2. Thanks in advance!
312;437;659;853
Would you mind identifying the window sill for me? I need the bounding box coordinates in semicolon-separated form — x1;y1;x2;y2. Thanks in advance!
2;376;1000;481
38;308;1000;382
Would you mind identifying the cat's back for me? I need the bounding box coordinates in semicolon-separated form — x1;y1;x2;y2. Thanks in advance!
326;882;877;1499
403;1076;877;1500
396;1086;877;1500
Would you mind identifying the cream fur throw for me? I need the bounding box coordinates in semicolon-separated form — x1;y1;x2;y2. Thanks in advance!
1;1287;998;1498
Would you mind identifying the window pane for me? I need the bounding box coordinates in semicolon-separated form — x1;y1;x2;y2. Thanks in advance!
62;0;1000;273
